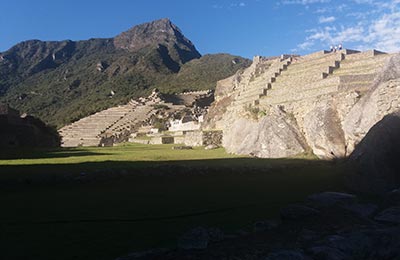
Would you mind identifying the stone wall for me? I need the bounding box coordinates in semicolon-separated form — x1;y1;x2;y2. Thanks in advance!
202;130;223;146
184;131;203;146
129;139;150;145
169;121;201;132
183;130;223;147
345;50;386;61
174;136;185;144
150;136;174;145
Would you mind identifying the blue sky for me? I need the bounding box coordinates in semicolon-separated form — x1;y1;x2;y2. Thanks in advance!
1;0;400;58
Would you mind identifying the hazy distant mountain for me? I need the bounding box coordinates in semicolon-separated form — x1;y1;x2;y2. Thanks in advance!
0;18;250;127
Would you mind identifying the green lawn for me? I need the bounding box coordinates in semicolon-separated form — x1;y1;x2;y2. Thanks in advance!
0;144;348;260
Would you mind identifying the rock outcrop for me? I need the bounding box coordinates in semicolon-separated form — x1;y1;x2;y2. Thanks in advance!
303;101;346;159
349;110;400;193
223;109;307;158
0;105;60;147
116;190;400;260
343;72;400;152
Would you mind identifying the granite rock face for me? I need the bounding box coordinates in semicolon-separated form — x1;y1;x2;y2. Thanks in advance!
303;101;346;159
223;109;306;158
343;78;400;153
342;54;400;151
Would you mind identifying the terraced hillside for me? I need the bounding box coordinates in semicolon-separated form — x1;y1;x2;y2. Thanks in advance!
58;90;210;147
217;49;392;117
59;104;137;147
231;56;292;109
257;50;390;109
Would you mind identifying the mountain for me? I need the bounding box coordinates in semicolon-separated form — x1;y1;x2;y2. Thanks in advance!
0;18;250;127
114;18;201;66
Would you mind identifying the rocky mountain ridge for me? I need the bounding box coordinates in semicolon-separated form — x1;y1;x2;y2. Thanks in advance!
114;18;201;65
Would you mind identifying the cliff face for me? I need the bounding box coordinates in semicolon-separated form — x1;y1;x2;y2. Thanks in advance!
207;50;400;160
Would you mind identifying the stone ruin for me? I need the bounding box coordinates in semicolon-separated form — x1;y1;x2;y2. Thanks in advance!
204;48;400;159
58;89;221;147
58;48;400;157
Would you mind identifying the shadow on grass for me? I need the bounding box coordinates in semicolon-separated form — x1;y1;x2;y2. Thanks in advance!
0;157;349;229
0;157;348;186
0;147;111;160
0;156;350;260
5;204;257;226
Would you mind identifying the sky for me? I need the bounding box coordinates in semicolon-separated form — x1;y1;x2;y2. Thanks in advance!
1;0;400;58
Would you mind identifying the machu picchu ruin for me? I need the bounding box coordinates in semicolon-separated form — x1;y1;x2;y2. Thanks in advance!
57;48;400;165
58;89;216;147
207;48;400;160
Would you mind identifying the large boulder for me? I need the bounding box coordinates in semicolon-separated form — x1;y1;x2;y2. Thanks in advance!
307;192;356;208
349;110;400;193
303;101;346;159
343;54;400;153
280;204;320;221
223;110;307;158
374;207;400;224
177;227;224;250
177;227;209;250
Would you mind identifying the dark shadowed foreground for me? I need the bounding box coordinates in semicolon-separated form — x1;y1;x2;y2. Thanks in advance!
0;144;347;260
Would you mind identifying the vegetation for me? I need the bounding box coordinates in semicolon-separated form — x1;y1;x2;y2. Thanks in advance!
245;104;261;119
0;38;250;128
152;104;170;110
0;144;348;260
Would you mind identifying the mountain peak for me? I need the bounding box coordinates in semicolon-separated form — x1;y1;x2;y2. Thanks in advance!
152;17;173;27
113;18;200;62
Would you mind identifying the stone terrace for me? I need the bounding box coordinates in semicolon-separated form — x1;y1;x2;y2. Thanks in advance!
230;56;293;110
251;49;392;108
58;91;209;147
59;104;136;147
333;50;390;92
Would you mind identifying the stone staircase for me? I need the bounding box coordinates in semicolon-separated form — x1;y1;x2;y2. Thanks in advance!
58;93;194;147
333;51;390;92
100;103;156;144
59;105;134;147
254;49;392;108
232;56;292;109
258;51;344;106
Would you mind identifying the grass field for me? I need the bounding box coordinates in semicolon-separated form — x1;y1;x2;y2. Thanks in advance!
0;144;348;260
